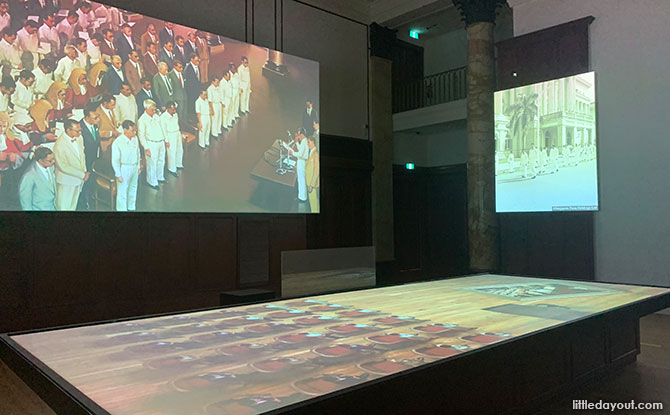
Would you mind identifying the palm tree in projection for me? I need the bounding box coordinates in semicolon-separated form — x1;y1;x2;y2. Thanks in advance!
504;92;538;156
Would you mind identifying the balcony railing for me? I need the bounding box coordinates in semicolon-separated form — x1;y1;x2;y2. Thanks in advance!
393;67;467;113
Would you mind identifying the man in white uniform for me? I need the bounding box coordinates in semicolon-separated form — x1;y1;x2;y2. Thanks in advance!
207;75;222;138
195;88;211;150
32;59;54;98
53;119;89;210
549;145;559;173
0;77;15;112
228;63;241;121
39;14;60;54
57;11;79;41
138;99;166;190
54;45;81;82
238;56;251;114
87;34;102;66
76;2;95;32
114;82;138;124
220;71;232;129
0;29;21;78
16;20;40;71
528;144;538;178
111;120;141;211
11;70;35;125
160;101;183;177
73;38;90;71
289;127;309;203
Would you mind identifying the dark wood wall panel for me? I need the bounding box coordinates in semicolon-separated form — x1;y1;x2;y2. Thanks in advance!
271;216;308;296
91;216;147;301
306;136;373;250
495;17;595;280
392;165;469;284
145;216;194;296
499;213;594;280
0;217;25;309
392;168;424;274
238;218;271;286
423;168;469;276
253;0;276;49
195;217;237;291
31;217;95;308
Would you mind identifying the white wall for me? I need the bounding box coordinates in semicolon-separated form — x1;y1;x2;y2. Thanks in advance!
394;121;467;167
510;0;670;287
421;6;513;77
426;125;467;167
423;30;467;76
394;133;431;167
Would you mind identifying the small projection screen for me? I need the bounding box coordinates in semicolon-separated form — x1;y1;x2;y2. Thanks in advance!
0;1;319;213
494;72;598;213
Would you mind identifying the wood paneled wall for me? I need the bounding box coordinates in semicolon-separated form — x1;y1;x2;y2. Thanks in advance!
0;135;372;333
391;165;470;284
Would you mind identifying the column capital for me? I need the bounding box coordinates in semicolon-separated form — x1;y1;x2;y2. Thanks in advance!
452;0;507;26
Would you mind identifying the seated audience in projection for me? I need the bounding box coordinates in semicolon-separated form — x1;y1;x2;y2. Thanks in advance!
0;1;319;213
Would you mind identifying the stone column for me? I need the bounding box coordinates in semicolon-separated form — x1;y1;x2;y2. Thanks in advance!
370;56;394;264
454;0;506;272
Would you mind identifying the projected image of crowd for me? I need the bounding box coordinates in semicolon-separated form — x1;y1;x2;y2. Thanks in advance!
0;1;271;211
495;139;597;179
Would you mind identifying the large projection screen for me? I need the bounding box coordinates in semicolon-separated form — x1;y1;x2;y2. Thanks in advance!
494;72;598;213
0;2;319;213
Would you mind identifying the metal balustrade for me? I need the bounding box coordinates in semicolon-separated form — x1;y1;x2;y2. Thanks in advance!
393;66;467;113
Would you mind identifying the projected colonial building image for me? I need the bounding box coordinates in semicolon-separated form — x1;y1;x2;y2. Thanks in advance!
494;72;598;212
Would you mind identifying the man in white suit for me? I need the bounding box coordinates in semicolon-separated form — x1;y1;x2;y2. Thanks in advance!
19;146;57;210
53;119;89;210
111;120;141;211
228;63;241;121
138;99;166;190
221;70;232;129
289;127;309;203
159;101;183;177
206;75;222;137
114;83;138;124
238;56;251;114
11;70;35;125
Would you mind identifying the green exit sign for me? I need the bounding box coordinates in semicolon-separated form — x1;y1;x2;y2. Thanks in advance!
409;30;420;40
406;163;415;170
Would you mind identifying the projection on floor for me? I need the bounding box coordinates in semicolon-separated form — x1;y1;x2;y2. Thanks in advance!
494;72;598;212
6;275;668;415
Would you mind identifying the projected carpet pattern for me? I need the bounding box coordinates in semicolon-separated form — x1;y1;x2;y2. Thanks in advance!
12;274;668;415
55;302;506;415
466;282;617;301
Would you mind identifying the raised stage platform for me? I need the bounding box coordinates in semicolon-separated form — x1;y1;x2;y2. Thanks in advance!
2;274;669;414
